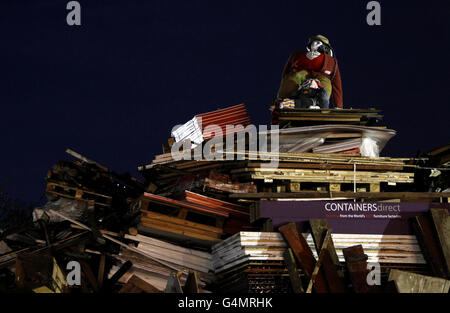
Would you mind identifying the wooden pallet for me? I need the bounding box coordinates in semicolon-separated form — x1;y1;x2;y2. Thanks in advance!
243;168;414;184
138;210;223;247
45;182;112;207
287;181;381;193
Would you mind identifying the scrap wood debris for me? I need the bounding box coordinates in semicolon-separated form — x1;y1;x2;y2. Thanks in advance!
0;102;449;294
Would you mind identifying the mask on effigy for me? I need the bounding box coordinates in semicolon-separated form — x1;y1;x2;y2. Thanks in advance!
306;40;323;60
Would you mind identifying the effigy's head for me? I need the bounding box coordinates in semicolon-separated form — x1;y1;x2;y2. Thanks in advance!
307;35;333;57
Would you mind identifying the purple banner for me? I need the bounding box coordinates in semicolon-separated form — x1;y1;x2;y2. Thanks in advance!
259;200;450;235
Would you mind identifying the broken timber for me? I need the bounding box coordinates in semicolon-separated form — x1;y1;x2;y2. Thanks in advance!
283;248;304;293
342;245;371;293
279;223;328;293
388;269;450;293
309;220;346;292
411;215;448;279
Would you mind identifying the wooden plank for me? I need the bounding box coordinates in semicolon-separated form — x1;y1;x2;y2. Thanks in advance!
125;234;212;260
140;217;221;239
103;261;133;292
306;230;332;293
128;274;161;293
388;269;450;293
97;254;106;289
229;191;449;200
430;208;450;277
250;171;414;184
283;248;304;293
279;223;328;293
141;210;223;234
411;215;448;278
138;223;221;245
310;220;340;268
342;245;371;293
247;161;404;171
309;220;346;293
46;182;112;206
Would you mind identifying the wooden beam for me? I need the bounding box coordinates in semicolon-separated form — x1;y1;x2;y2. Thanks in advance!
306;230;332;293
283;248;304;293
103;261;133;292
411;216;448;279
309;220;346;293
310;220;340;268
97;254;106;289
279;223;328;293
119;275;161;293
342;245;371;293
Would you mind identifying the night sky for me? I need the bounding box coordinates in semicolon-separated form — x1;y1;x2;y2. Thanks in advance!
1;0;449;204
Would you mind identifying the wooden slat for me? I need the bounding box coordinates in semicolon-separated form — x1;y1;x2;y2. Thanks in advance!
140;217;221;239
141;211;223;234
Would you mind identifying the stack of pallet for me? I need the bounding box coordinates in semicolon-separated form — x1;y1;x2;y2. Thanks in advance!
134;192;226;248
211;232;292;293
44;149;145;227
141;150;416;196
182;191;253;234
271;106;383;127
109;233;215;292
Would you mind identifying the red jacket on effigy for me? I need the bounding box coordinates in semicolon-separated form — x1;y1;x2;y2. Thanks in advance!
281;51;344;108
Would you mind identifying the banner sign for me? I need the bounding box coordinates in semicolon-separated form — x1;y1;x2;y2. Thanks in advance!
259;200;450;235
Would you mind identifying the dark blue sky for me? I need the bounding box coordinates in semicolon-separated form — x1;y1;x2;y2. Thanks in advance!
1;0;450;203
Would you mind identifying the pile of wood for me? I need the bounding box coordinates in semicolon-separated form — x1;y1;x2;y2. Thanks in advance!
1;101;449;295
211;232;292;293
109;234;215;292
132;191;254;248
134;192;226;248
142;150;417;195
